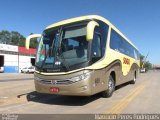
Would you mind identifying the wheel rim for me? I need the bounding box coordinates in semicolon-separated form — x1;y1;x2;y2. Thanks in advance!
108;78;114;93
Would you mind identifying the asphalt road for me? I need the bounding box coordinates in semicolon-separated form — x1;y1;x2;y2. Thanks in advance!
0;71;160;119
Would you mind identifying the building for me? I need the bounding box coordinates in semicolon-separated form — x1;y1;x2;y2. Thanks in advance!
0;43;36;73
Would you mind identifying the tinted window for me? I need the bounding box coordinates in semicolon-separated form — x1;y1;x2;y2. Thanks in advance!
61;36;88;66
96;20;109;56
110;29;139;59
135;50;140;60
91;33;101;63
110;30;120;51
92;34;101;58
68;39;79;47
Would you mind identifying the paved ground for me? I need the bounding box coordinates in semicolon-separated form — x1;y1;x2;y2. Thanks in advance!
0;71;160;119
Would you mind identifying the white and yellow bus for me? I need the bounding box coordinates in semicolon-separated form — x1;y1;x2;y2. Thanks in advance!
26;15;140;97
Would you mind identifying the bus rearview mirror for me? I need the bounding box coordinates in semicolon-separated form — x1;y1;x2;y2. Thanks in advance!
86;21;99;41
25;34;41;49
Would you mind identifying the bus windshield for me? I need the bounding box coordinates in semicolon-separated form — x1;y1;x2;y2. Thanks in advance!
35;25;89;72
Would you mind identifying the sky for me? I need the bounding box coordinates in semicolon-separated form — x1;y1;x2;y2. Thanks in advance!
0;0;160;64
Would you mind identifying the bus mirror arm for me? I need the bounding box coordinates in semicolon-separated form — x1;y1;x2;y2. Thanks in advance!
25;34;41;49
86;21;99;41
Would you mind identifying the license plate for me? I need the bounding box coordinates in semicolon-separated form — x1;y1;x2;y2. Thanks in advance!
49;87;59;93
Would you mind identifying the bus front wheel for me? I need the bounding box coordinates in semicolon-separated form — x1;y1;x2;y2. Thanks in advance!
102;75;115;98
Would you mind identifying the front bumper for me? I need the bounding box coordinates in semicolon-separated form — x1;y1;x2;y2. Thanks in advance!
34;71;93;96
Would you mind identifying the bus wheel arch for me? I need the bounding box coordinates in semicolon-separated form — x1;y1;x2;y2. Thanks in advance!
102;71;116;98
110;71;116;85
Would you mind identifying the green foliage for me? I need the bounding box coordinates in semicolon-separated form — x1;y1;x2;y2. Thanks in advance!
144;61;152;70
0;30;37;48
11;31;25;46
0;30;11;44
0;30;25;46
140;54;152;71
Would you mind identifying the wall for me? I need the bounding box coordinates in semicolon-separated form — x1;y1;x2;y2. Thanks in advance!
19;56;34;72
0;54;35;73
0;44;36;73
2;54;18;73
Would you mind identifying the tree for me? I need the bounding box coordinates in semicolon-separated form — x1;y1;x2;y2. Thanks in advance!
144;61;152;70
0;30;11;44
140;55;145;68
140;54;152;71
10;31;25;46
0;30;25;46
0;30;37;48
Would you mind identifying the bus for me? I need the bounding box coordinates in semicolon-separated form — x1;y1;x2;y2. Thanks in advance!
26;15;140;97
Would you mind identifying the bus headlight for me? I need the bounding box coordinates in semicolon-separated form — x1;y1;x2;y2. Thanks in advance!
70;72;92;82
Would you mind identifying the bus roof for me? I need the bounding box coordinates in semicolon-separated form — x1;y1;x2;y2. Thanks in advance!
45;15;138;50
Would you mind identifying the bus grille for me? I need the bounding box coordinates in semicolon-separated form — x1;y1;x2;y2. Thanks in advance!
39;79;75;85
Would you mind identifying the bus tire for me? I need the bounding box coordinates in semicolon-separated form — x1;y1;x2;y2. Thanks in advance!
102;75;115;98
130;72;136;84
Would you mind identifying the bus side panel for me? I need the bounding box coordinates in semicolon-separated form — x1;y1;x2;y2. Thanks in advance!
91;60;122;95
91;60;139;95
90;68;106;95
127;63;139;81
116;62;139;85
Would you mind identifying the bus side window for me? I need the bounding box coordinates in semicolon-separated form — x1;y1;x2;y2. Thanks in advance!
110;29;122;52
92;33;102;62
